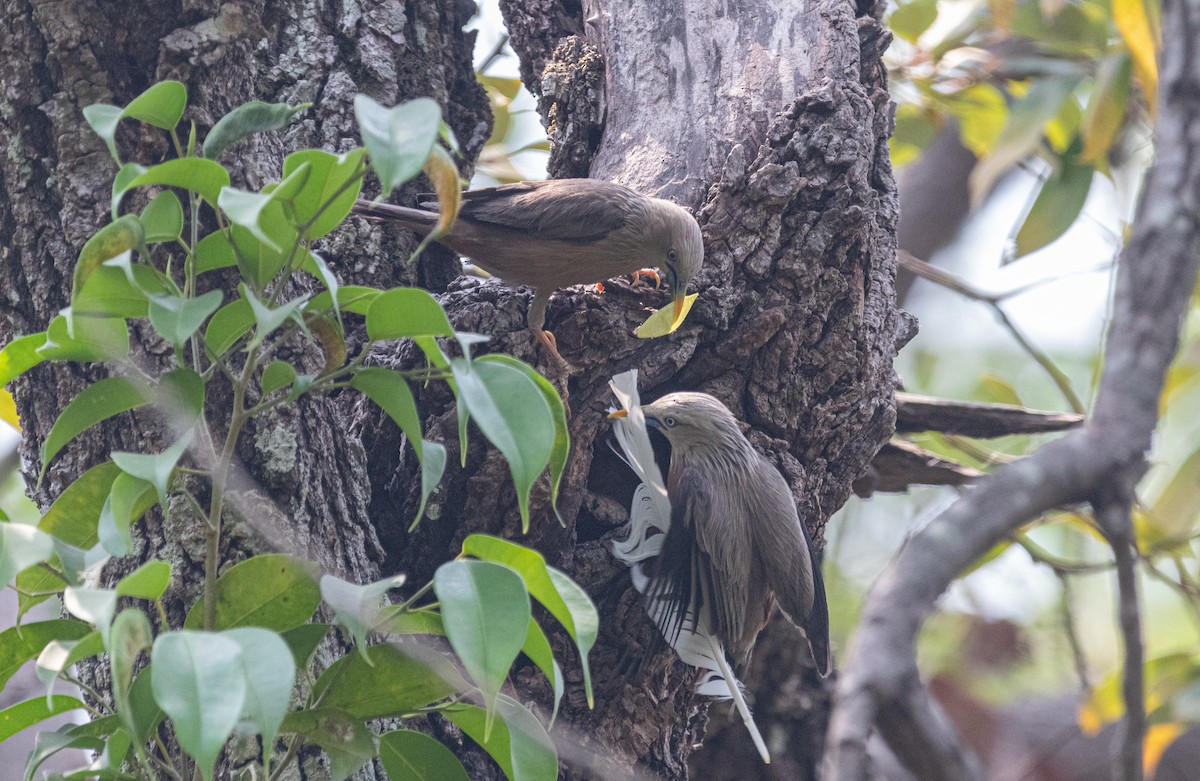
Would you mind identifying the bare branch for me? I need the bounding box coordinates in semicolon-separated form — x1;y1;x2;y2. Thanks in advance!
855;438;982;495
896;392;1084;437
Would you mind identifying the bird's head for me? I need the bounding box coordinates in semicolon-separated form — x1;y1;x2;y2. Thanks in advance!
615;391;746;455
652;200;704;322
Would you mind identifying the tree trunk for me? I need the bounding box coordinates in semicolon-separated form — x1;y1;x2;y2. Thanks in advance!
365;0;901;778
1;0;900;779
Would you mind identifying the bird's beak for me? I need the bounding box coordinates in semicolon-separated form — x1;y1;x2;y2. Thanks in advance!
607;409;628;419
673;292;686;324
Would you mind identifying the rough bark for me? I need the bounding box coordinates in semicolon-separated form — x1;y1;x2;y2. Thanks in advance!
358;0;902;778
0;0;487;778
826;0;1200;777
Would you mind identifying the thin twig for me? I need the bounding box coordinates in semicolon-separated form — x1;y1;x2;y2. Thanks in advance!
1099;501;1144;781
899;252;1086;413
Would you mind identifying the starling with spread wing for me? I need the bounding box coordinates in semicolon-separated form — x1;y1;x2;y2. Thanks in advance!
612;391;831;675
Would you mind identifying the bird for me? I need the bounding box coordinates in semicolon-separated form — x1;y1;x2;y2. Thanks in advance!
610;391;831;675
352;179;704;368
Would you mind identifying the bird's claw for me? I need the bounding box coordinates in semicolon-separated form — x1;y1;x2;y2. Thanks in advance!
631;268;662;289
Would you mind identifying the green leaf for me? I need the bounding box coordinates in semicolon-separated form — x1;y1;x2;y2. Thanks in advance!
73;216;145;307
283;148;367;238
351;367;424;460
281;708;375;781
24;727;104;781
365;288;455;340
116;561;171;600
157;366;206;425
241;285;308;350
0;696;85;743
379;729;471;781
63;587;118;644
281;623;329;667
969;75;1081;205
126;157;231;207
452;359;555;531
522;618;564;724
35;632;104;702
127;666;164;744
97;473;156;556
140;191;185;244
301;252;341;319
111;431;192;503
151;631;247;781
194;231;238;274
40;376;151;478
228;201;299;289
476;355;569;522
223;627;295;753
306;286;382;316
261;360;297;395
203;299;254;358
183;554;321;632
0;523;55;589
148;289;224;348
0;621;92;691
354;95;442;197
434;560;530;737
122;81;187;131
1;333;49;386
109;609;152;740
444;696;557;781
83;103;125;162
461;535;598;707
39;462;122;548
414;441;447;531
317;572;406;652
203;99;311;160
889;0;938;42
111;162;148;217
219;185;293;253
309;644;458;720
38;315;130;364
73;260;163;319
1013;158;1093;259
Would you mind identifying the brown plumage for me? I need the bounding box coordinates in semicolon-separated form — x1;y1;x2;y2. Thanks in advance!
635;392;831;674
352;179;704;367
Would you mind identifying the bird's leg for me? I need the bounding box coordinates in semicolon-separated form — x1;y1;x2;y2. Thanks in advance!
527;289;577;375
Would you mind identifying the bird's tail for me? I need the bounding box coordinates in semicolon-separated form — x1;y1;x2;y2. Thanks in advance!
350;199;438;233
807;547;833;677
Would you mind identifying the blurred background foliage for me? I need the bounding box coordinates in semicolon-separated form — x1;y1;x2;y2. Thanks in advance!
2;0;1193;776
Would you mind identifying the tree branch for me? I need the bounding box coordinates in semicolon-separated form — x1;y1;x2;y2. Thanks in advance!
827;2;1200;776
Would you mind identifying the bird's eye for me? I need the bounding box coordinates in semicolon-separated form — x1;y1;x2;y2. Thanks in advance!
663;416;677;427
668;248;678;263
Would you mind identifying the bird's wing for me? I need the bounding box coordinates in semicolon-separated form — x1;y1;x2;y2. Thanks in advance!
649;465;750;653
451;179;637;243
751;465;832;675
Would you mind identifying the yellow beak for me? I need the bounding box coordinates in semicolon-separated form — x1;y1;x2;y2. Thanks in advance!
673;293;686;324
607;409;629;419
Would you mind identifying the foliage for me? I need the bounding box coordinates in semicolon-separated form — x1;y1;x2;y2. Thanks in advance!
0;81;593;781
888;0;1159;259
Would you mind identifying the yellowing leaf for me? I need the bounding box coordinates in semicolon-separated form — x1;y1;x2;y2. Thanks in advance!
423;145;461;242
0;389;17;431
409;144;462;263
1113;0;1159;116
952;84;1008;157
1144;723;1185;777
635;293;698;338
